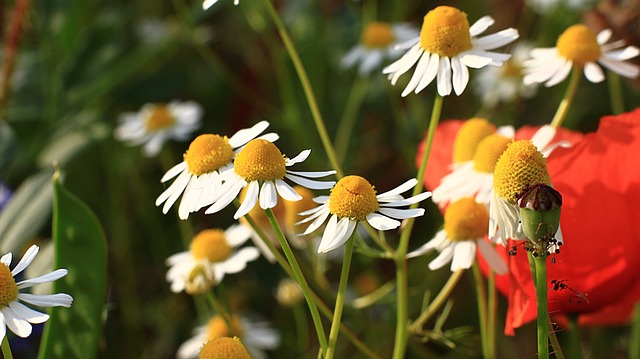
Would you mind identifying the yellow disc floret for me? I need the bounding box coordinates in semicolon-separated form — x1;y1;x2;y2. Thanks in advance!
199;337;251;359
493;140;551;203
472;134;512;173
234;139;287;182
453;118;497;163
0;264;17;309
362;22;395;49
205;315;244;339
329;175;379;221
184;134;235;176
444;197;489;241
420;6;472;58
190;230;233;263
145;105;175;131
556;24;601;67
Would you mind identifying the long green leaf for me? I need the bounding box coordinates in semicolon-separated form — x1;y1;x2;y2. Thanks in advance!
38;172;107;359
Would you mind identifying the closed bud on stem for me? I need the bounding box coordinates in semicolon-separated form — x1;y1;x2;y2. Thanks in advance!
517;183;562;244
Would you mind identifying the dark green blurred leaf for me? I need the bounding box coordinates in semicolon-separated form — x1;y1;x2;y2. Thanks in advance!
38;173;107;359
0;122;18;175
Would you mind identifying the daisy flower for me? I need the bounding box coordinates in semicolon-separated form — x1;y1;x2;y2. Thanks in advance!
341;22;419;76
203;0;238;11
155;121;278;220
383;6;519;97
198;337;251;359
165;225;260;294
177;314;280;359
475;42;538;107
0;245;73;342
298;176;432;253
204;139;336;219
114;101;203;157
523;24;640;87
407;197;507;274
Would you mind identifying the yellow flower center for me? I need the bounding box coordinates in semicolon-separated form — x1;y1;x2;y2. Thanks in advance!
234;139;287;182
184;134;235;176
190;230;233;263
444;197;489;241
472;134;512;173
493;140;551;203
0;264;17;309
556;24;601;67
362;22;395;49
145;105;176;131
501;59;522;77
199;337;251;359
453;118;496;163
205;315;244;339
420;6;472;58
329;175;379;221
284;186;316;234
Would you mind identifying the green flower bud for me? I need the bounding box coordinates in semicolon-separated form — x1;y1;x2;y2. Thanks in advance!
517;183;562;243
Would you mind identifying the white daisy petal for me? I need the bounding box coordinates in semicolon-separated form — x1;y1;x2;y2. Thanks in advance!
469;16;494;36
286;169;336;178
275;179;303;201
0;314;6;343
7;302;49;324
0;253;11;266
598;58;640;78
451;241;477;271
17;269;68;289
366;213;400;231
596;29;612;45
235;180;260;219
428;245;455;271
380;191;432;207
376;178;417;198
437;57;452;96
259;181;278;210
545;60;573;87
584;62;605;83
477;239;508;275
217;247;261;274
228;121;270;148
402;52;432;97
225;224;254;247
451;56;469;95
378;207;425;219
160;162;188;183
18;293;73;307
285;173;335;190
416;52;440;93
472;28;519;50
12;245;39;277
2;309;32;338
286;149;310;166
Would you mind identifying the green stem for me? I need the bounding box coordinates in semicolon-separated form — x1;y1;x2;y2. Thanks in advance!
566;315;581;359
1;337;12;359
472;263;490;359
550;67;581;128
335;76;369;165
261;0;344;178
264;208;328;354
391;94;443;359
487;270;497;359
409;269;465;334
531;252;549;359
631;303;640;359
325;235;356;359
607;71;624;115
292;304;309;357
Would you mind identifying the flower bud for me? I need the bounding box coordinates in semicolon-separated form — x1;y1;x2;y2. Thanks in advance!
517;183;562;242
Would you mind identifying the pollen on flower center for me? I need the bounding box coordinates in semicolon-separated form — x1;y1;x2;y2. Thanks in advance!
444;197;489;241
362;22;395;49
473;134;512;173
493;140;551;203
556;24;601;66
190;230;233;263
420;6;472;58
329;175;379;221
184;134;235;176
206;315;244;339
234;139;287;182
145;105;175;131
0;264;17;309
453;118;496;163
199;337;251;359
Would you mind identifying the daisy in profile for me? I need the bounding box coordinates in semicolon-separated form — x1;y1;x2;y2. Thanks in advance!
166;225;260;294
407;197;507;274
155;121;278;220
203;0;238;11
0;245;73;342
523;24;640;87
114;101;203;157
177;314;280;359
341;22;419;76
205;139;336;219
383;6;519;97
298;176;432;253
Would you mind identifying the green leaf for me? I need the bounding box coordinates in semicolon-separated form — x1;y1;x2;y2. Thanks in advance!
38;172;107;359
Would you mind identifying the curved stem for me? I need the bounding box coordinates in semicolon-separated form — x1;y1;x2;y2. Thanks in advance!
409;269;465;334
264;208;328;354
335;76;369;165
261;0;343;178
550;67;581;128
1;336;12;359
325;235;355;359
472;263;490;359
204;291;236;335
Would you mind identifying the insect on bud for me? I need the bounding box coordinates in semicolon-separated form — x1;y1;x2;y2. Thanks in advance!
517;183;562;242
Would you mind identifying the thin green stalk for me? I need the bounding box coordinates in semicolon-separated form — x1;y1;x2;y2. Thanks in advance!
325;235;356;359
409;269;465;334
204;291;236;335
1;337;12;359
550;67;581;128
607;71;624;115
264;208;328;354
261;0;344;178
531;252;549;359
472;263;490;359
566;315;581;359
548;315;566;359
392;94;443;359
487;270;497;359
292;303;310;357
335;76;369;165
630;303;640;359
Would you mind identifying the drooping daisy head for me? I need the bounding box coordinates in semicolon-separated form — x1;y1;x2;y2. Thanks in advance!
298;176;431;253
383;6;519;97
341;22;419;76
114;101;203;157
199;337;251;359
205;139;336;220
156;121;278;220
166;225;260;294
0;245;73;343
523;24;640;87
408;197;507;274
